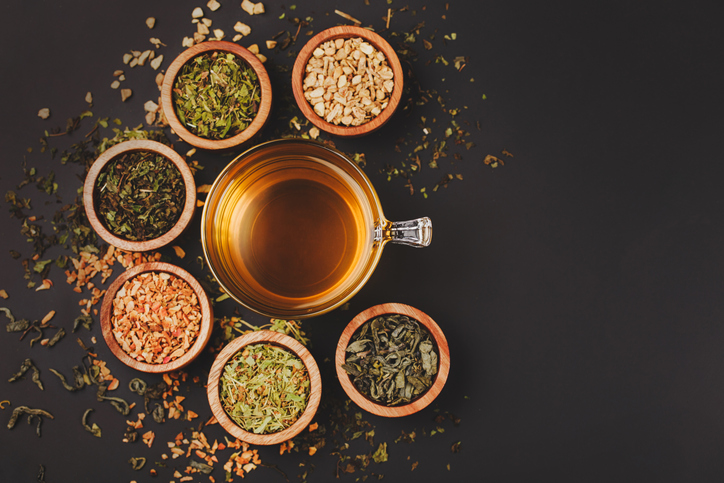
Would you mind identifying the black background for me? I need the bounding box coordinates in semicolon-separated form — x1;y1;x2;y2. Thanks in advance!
2;0;724;482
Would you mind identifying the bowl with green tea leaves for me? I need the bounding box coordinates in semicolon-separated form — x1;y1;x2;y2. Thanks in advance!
336;303;450;417
83;139;196;252
161;40;272;151
207;330;322;445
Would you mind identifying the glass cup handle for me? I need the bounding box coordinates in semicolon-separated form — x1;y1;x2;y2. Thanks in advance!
375;217;432;247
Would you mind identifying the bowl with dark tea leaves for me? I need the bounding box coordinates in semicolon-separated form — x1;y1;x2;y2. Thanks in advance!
201;138;432;319
161;40;272;151
99;262;213;373
336;303;450;417
292;26;403;137
207;330;322;445
83;139;196;252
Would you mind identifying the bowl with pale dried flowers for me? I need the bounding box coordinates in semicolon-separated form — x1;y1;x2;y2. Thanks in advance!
292;26;403;137
206;330;322;445
100;262;213;373
160;40;272;151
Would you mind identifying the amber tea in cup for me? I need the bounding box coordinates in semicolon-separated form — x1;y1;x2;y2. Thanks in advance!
202;139;431;318
218;154;372;306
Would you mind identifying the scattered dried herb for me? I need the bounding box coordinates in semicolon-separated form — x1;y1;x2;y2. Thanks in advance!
142;381;168;413
220;343;310;434
7;406;54;437
49;367;85;392
342;314;438;406
97;384;131;415
172;51;261;139
82;408;102;437
8;358;43;390
189;459;213;474
2;307;31;333
72;315;94;332
372;442;389;463
46;327;66;347
95;150;185;241
129;377;147;395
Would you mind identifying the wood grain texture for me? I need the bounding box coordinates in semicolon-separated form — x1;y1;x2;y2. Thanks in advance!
335;303;450;417
160;41;272;151
83;139;196;252
206;330;322;445
291;26;404;137
99;262;213;373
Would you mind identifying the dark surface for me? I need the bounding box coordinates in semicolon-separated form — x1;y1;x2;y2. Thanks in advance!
1;0;723;482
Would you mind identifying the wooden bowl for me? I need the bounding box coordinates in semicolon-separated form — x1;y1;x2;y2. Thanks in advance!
335;303;450;417
100;262;213;373
161;41;272;151
291;26;403;137
207;330;322;445
83;139;196;252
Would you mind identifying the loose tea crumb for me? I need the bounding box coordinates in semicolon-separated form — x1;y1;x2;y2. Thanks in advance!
111;271;201;364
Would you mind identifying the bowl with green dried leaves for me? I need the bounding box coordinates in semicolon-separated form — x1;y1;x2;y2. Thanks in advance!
207;330;322;445
161;40;272;151
83;139;196;252
292;26;403;137
336;303;450;417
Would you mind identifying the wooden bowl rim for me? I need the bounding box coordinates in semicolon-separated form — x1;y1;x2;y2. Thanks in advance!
335;303;450;417
99;262;214;373
83;139;196;252
206;330;322;445
160;40;272;151
291;26;404;137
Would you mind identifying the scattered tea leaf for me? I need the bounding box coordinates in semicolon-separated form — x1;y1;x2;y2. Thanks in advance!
82;408;102;437
372;442;388;463
8;358;43;390
7;406;53;437
129;457;146;470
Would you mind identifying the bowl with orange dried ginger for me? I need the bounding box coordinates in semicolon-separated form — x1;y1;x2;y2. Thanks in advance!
100;262;213;373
